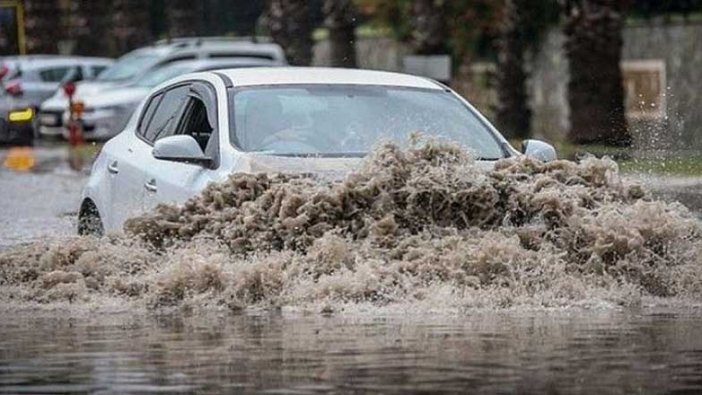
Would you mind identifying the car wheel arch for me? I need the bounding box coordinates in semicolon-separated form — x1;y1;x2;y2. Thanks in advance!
78;198;104;236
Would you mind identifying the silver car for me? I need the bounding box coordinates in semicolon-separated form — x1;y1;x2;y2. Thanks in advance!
62;58;278;141
0;56;113;145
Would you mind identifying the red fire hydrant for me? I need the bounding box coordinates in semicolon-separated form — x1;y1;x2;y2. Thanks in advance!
63;81;85;170
64;81;85;146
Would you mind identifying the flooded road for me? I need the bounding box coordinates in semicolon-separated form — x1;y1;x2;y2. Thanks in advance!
3;145;702;393
1;310;702;394
0;146;87;249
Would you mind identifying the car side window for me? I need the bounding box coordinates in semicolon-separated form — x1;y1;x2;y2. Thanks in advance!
137;93;163;142
140;85;191;143
171;83;220;167
91;65;108;78
175;97;214;152
158;55;196;67
39;66;72;82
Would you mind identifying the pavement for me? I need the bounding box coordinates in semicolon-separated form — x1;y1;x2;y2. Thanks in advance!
630;173;702;214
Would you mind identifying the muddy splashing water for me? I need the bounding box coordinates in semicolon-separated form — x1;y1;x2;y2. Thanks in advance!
2;140;701;312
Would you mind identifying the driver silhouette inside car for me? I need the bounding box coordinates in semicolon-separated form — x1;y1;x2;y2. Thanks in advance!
244;94;322;153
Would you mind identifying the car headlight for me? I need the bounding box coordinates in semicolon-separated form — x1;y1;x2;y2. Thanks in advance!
8;107;33;122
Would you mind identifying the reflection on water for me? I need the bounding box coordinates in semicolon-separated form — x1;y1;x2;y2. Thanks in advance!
1;310;702;394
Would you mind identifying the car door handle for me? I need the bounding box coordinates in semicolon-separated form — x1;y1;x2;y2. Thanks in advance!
144;179;157;193
107;161;119;174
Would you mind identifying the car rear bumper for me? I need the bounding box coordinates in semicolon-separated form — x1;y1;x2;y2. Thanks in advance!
0;117;33;146
39;109;126;141
38;110;65;137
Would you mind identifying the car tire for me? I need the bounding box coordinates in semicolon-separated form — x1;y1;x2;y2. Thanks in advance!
78;200;104;236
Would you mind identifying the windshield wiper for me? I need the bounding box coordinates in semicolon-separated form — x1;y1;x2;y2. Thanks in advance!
475;157;502;161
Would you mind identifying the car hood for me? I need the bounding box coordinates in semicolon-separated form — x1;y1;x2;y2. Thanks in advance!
236;154;364;180
79;87;150;108
41;81;120;110
233;153;498;180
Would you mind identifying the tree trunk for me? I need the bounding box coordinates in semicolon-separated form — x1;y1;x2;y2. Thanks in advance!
563;0;630;146
496;0;532;139
24;0;63;54
323;0;357;68
410;0;448;55
167;0;204;38
267;0;313;66
112;0;153;55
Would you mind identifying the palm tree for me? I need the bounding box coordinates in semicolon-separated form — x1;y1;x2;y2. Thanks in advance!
495;0;558;139
112;0;153;54
563;0;630;146
267;0;313;66
323;0;357;67
23;0;63;54
495;0;531;139
410;0;447;55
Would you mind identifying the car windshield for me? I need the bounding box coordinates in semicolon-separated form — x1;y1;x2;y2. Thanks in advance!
97;52;159;82
132;63;195;87
230;85;505;159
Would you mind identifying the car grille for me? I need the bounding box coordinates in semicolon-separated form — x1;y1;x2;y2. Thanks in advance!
38;110;63;127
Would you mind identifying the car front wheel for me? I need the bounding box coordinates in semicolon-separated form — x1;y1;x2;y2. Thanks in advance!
78;199;104;236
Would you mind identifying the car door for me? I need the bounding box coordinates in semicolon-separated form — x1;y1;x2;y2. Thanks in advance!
108;84;191;230
142;82;222;210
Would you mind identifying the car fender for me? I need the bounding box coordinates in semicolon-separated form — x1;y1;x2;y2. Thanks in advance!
80;150;110;227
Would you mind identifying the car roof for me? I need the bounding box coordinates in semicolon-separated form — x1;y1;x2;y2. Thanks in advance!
129;40;286;64
1;56;113;69
174;57;278;69
213;67;442;89
124;58;278;89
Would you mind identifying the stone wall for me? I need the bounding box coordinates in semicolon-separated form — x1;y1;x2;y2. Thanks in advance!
531;21;702;154
314;21;702;154
623;21;702;155
313;37;409;71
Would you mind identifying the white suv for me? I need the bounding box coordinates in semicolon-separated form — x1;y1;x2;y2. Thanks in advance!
38;38;287;138
78;67;555;235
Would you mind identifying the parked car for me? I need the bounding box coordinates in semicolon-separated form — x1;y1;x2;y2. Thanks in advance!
38;38;287;138
0;56;113;145
55;58;277;141
78;67;556;235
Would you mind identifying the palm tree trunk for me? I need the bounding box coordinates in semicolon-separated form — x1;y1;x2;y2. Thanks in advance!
323;0;357;68
563;0;630;146
496;0;532;139
410;0;447;55
24;0;63;54
267;0;313;66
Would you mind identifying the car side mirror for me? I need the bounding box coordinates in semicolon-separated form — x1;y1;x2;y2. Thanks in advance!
521;139;557;162
152;135;213;167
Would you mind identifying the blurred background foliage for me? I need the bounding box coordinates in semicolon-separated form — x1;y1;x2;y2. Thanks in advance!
4;0;702;152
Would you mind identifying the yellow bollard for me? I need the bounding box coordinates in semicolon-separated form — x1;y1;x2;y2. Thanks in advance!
3;147;35;172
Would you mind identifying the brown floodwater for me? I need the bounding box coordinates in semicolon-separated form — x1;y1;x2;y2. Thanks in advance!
1;309;702;394
3;142;702;393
